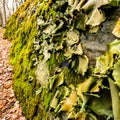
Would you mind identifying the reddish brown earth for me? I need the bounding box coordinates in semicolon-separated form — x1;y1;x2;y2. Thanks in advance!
0;28;25;120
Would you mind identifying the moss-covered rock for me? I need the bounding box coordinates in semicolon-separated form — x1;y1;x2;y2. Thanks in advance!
4;0;120;120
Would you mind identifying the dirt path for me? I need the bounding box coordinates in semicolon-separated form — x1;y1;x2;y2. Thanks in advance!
0;28;25;120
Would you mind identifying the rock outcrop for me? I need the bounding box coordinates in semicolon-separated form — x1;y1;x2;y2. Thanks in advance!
4;0;120;120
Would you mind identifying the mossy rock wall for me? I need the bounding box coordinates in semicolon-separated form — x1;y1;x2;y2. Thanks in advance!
5;0;120;120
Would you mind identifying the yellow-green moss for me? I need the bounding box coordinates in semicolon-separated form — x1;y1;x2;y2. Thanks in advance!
4;0;120;120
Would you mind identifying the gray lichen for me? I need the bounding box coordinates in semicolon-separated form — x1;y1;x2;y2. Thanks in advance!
4;0;120;120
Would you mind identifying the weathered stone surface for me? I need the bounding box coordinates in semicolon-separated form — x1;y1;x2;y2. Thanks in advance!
81;8;120;65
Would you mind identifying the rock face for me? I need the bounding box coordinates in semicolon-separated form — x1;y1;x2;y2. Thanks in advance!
81;8;120;65
4;0;120;120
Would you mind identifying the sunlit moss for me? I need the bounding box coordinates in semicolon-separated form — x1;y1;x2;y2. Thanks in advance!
4;0;120;120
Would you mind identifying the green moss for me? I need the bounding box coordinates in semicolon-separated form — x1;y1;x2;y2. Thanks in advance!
5;1;41;119
14;78;40;119
4;15;18;39
4;0;120;120
47;52;57;72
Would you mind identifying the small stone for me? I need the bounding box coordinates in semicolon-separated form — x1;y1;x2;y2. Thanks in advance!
7;66;13;72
